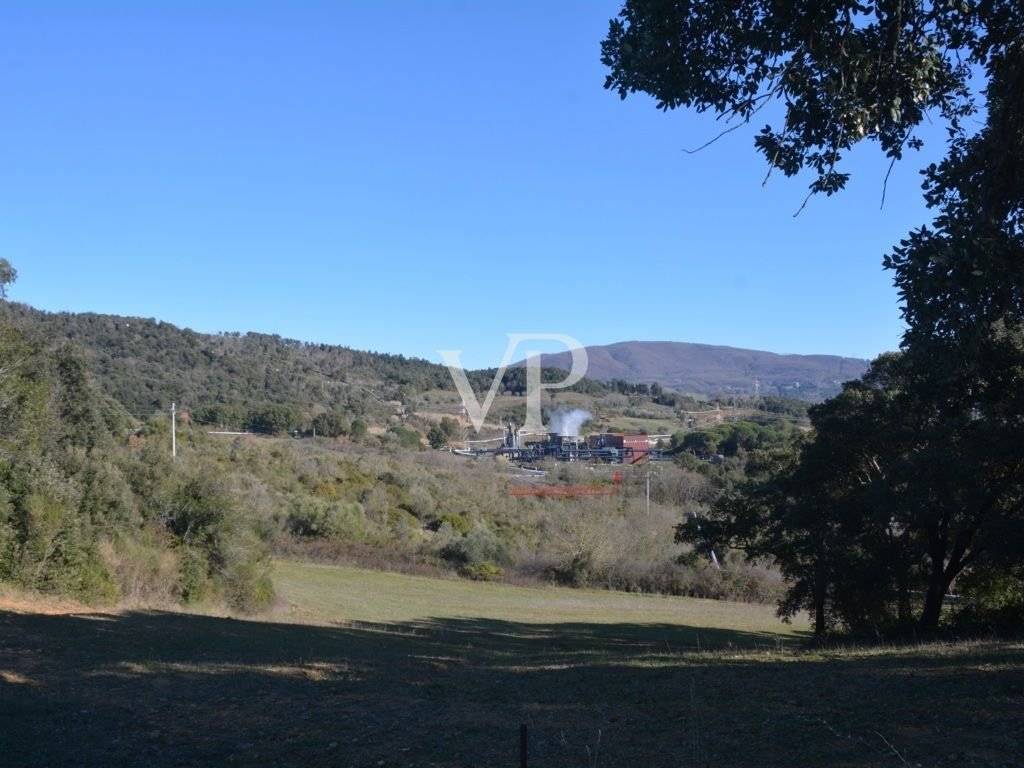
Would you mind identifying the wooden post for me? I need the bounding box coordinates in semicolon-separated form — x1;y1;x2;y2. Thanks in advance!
520;723;528;768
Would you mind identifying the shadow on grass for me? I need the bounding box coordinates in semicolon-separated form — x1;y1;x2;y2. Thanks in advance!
1;608;1022;767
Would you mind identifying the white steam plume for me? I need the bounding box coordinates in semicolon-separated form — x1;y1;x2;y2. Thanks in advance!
548;408;592;436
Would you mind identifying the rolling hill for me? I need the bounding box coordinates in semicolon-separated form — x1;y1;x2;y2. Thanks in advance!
522;340;870;401
0;301;866;417
0;301;456;417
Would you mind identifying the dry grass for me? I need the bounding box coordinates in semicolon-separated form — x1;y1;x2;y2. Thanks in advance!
1;561;1021;767
0;585;93;616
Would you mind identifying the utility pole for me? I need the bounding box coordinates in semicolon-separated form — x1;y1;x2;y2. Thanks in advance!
645;470;651;516
170;402;177;459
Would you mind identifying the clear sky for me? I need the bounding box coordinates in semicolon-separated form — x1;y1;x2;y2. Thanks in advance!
2;1;947;368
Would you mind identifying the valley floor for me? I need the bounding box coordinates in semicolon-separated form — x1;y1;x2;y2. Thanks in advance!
1;561;1021;767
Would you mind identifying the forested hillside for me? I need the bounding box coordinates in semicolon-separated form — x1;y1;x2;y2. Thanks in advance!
0;302;648;432
0;301;455;418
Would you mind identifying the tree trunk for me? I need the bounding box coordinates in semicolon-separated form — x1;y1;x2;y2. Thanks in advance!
918;571;946;633
896;530;911;625
813;561;827;637
814;595;826;637
919;548;964;633
897;567;911;625
918;527;954;633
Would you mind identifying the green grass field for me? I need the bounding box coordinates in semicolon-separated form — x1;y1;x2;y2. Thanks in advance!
274;560;803;636
2;561;1022;767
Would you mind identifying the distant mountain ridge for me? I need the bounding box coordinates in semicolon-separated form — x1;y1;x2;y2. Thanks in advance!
523;340;870;401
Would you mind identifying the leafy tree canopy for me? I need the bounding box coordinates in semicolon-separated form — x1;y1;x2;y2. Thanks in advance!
603;0;1019;202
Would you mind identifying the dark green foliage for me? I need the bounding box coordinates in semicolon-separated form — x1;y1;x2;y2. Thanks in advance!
426;424;447;449
191;403;247;428
754;397;809;419
160;474;235;565
440;525;507;570
608;1;1024;637
177;546;212;604
0;303;456;415
0;317;274;609
349;418;368;441
676;420;792;459
0;326;122;602
286;498;365;540
426;418;460;449
602;0;989;201
78;460;135;529
155;470;274;611
679;431;718;457
53;349;107;450
388;425;422;451
682;354;1024;636
310;410;349;438
246;404;302;435
952;566;1024;636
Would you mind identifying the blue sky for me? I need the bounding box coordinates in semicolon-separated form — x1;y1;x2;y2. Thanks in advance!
2;2;947;368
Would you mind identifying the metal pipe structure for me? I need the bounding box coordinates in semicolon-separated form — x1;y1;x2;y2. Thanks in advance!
456;423;671;465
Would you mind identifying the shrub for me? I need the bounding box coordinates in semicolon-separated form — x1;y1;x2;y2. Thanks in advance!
440;525;507;568
349;419;368;441
432;512;471;535
551;550;595;587
99;534;180;605
0;481;117;603
951;566;1024;636
223;559;275;613
404;485;436;519
439;416;461;440
247;404;301;435
78;460;135;529
160;474;236;564
286;497;369;542
286;499;339;538
389;425;423;450
178;545;211;604
462;561;502;581
159;470;275;610
310;411;349;438
427;424;447;449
